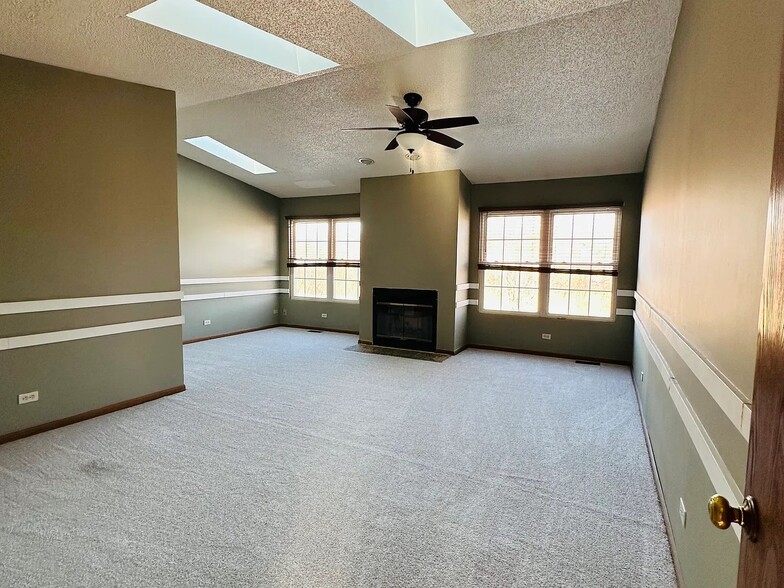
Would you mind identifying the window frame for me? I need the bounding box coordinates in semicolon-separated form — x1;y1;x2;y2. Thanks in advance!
478;205;622;321
287;215;361;304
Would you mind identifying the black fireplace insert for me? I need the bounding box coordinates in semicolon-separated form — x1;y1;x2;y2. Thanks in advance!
373;288;438;352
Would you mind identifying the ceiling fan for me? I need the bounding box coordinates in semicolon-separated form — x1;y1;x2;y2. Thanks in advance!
343;92;479;153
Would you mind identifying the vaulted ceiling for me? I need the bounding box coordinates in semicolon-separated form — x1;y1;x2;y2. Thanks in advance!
1;0;681;197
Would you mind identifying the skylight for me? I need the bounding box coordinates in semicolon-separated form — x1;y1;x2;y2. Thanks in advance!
128;0;338;75
349;0;472;47
185;137;276;174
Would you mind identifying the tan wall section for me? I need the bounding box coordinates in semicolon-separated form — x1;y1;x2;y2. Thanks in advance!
638;0;784;396
278;193;361;333
0;56;183;437
360;171;461;352
0;56;180;300
178;157;280;341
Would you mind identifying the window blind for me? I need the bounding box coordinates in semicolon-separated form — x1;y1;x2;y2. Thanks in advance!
478;206;622;276
287;216;361;269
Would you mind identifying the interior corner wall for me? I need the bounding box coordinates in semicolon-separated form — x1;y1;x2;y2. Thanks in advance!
454;172;472;352
467;174;643;363
359;171;461;352
278;193;361;333
633;0;784;586
0;55;183;438
178;157;280;341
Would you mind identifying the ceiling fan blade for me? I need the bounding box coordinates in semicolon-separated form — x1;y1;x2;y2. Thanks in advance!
342;127;400;131
387;105;414;125
422;116;479;130
385;137;400;151
426;131;463;149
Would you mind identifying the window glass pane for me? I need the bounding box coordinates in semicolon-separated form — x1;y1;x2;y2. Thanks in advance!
486;217;504;239
552;240;572;263
316;267;327;280
593;213;616;238
572;214;594;238
346;267;359;281
523;216;541;239
520;271;539;289
335;243;348;260
503;240;522;263
348;242;360;261
485;270;502;287
502;270;520;288
589;292;612;318
569;273;590;291
550;273;570;290
484;287;502;310
590;275;613;292
345;281;359;300
504;216;523;239
521;240;539;263
592;239;614;264
520;289;538;313
486;240;503;262
569;290;590;315
501;288;519;311
334;281;346;299
548;289;569;315
347;221;361;241
552;215;573;239
305;280;316;297
334;267;345;280
315;279;327;298
305;266;315;279
335;222;348;241
571;240;593;264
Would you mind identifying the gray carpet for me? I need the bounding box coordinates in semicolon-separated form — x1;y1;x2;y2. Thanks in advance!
0;328;676;587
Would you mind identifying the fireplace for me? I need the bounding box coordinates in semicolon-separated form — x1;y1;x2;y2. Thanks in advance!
373;288;438;352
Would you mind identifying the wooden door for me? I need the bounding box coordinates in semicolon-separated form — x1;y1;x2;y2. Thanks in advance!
737;37;784;588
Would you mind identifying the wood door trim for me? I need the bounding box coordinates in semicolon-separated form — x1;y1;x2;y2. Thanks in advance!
737;35;784;587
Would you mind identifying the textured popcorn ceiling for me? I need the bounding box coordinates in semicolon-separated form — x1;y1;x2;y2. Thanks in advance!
1;0;681;197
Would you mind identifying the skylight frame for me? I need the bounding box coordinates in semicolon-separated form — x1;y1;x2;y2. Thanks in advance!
185;136;276;175
128;0;338;75
349;0;473;47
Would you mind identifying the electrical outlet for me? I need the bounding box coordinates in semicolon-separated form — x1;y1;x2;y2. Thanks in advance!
18;391;39;405
321;313;328;318
273;308;279;315
679;497;687;527
203;319;211;326
541;333;551;340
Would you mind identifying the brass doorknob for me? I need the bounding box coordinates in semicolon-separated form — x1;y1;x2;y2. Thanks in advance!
707;494;758;542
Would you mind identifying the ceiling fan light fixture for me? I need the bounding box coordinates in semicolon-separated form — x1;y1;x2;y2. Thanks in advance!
396;132;427;153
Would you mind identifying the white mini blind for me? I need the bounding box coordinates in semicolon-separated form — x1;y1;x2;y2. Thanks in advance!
478;206;622;276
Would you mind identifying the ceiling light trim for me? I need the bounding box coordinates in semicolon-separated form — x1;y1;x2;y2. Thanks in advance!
185;136;276;174
349;0;472;47
128;0;338;75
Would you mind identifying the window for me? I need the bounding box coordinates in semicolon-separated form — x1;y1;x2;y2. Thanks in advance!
288;217;361;301
479;206;621;319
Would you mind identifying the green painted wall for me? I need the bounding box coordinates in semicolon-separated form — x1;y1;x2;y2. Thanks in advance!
468;174;643;363
278;193;361;333
359;171;464;352
178;157;280;341
0;56;183;437
633;0;783;585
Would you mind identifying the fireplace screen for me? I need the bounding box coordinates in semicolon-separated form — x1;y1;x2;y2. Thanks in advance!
373;288;438;352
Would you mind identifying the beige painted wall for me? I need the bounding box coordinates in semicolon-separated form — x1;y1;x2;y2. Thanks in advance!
359;171;462;352
178;157;280;341
638;0;784;397
278;193;361;332
634;1;783;586
0;56;183;436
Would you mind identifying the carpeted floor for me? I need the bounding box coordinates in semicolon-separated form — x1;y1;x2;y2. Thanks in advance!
0;328;676;587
